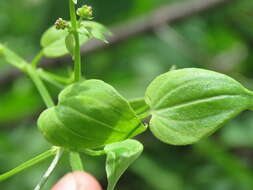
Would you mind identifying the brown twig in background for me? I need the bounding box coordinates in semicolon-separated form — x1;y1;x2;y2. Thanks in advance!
0;0;235;87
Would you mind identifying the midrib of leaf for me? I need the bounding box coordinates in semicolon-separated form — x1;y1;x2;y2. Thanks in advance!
152;77;239;110
154;94;243;114
60;105;127;133
154;108;237;123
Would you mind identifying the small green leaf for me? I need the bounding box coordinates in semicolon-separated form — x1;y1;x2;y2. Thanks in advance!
72;0;77;4
65;33;75;56
145;68;253;145
0;44;28;71
38;80;146;150
40;26;88;58
104;139;143;190
81;21;111;43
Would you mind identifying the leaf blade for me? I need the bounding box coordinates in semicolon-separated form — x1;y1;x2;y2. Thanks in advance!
145;68;253;145
104;139;143;190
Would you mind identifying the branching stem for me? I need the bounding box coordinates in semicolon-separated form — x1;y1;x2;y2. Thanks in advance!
32;50;44;68
26;65;54;108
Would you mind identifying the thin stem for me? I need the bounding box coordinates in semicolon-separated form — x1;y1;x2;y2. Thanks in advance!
37;69;68;89
32;50;44;68
69;0;82;82
69;152;84;171
0;147;58;182
38;69;72;85
34;148;63;190
26;65;54;108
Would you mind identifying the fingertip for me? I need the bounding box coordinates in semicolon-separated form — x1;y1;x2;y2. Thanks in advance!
51;171;102;190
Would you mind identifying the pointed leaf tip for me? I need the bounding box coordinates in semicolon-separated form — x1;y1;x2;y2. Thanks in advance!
104;139;143;190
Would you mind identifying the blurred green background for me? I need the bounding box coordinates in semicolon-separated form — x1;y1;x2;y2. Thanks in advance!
1;0;253;189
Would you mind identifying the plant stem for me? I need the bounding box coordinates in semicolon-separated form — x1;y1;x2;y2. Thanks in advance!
0;147;59;182
26;65;54;108
69;152;84;171
34;148;63;190
69;0;82;82
32;50;44;68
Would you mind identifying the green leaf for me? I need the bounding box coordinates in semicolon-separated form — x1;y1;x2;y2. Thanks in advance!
129;98;150;116
40;26;88;58
38;80;146;150
145;68;253;145
0;44;28;71
65;33;75;56
72;0;77;4
104;139;143;190
81;21;111;43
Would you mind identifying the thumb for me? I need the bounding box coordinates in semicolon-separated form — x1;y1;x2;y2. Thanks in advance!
51;171;102;190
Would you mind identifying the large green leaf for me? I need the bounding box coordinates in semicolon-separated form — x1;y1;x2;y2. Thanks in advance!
38;80;146;150
104;139;143;190
40;26;88;58
145;68;253;145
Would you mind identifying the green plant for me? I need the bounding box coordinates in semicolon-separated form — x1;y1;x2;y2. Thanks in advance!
1;0;253;189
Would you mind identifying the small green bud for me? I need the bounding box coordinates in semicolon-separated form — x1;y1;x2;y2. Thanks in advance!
54;18;69;30
77;5;93;20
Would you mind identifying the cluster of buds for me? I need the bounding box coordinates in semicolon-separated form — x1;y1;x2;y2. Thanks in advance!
77;5;93;20
54;18;69;30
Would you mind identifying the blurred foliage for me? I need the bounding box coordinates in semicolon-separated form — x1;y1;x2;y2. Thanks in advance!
1;0;253;189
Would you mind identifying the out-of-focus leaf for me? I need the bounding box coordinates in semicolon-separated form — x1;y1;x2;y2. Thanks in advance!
40;26;88;58
81;21;111;43
65;33;75;56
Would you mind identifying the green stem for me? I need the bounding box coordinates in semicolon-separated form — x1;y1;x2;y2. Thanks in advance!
34;148;63;190
0;147;59;182
27;65;54;108
32;50;44;68
37;69;67;89
69;152;84;171
69;0;82;82
38;69;71;85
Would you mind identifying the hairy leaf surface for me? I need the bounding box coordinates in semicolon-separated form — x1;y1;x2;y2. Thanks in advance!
145;68;253;145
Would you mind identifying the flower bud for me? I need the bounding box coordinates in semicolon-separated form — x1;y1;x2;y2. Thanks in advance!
77;5;93;20
54;18;69;30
